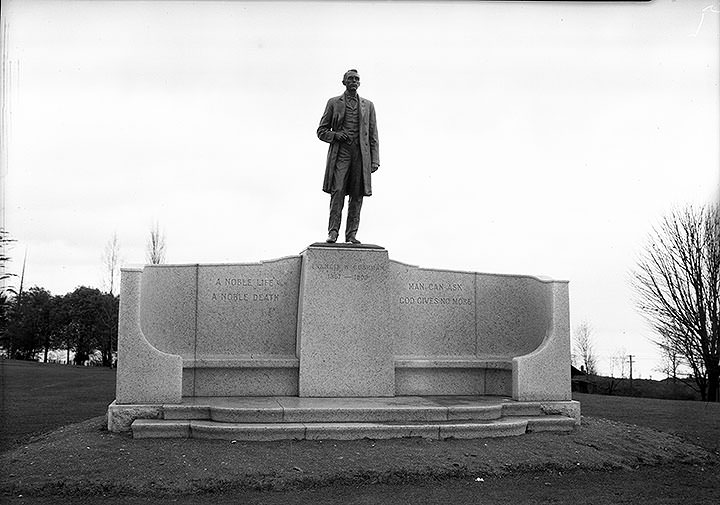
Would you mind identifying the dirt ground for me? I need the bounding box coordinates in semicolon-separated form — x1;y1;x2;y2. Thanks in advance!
4;464;717;505
1;414;717;503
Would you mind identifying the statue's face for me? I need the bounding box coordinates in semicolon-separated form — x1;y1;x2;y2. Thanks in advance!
343;72;360;92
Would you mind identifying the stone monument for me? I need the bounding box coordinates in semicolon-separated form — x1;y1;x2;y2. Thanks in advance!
108;244;580;439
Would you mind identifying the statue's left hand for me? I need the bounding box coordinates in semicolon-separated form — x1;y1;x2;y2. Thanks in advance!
371;163;379;173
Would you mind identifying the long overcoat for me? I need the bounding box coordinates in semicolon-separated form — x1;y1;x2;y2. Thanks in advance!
317;93;379;196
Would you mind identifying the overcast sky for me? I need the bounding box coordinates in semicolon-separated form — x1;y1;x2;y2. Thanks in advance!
2;0;719;377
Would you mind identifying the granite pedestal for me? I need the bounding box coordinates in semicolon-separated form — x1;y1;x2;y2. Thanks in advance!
297;244;394;397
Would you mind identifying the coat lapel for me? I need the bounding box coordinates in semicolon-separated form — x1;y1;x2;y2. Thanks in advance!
336;95;346;127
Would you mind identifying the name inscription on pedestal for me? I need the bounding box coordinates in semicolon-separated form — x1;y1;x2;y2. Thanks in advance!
311;262;388;282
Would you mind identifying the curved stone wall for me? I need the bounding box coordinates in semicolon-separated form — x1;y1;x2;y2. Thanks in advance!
116;248;570;401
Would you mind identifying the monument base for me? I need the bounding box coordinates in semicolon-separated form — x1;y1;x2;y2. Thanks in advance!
108;396;581;440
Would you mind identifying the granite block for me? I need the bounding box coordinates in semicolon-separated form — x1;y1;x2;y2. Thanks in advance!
192;367;299;396
132;419;190;438
475;273;552;357
115;268;183;406
297;246;395;397
446;404;503;421
196;257;301;358
182;369;195;397
162;404;210;420
501;401;544;417
190;421;306;441
107;401;163;432
277;397;447;423
513;281;572;401
139;265;197;358
540;400;581;424
395;368;485;396
439;419;527;439
304;422;439;441
390;262;477;357
210;398;284;423
186;356;300;368
394;358;512;369
484;368;513;396
501;400;580;424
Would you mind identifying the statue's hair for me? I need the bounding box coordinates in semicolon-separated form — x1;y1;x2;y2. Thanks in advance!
343;69;359;81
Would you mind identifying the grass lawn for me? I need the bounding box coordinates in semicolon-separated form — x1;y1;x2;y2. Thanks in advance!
574;392;720;452
1;360;718;504
0;360;116;451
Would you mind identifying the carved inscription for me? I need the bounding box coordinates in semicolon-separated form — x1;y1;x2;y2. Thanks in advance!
312;262;387;282
210;277;283;303
399;280;473;307
408;282;463;291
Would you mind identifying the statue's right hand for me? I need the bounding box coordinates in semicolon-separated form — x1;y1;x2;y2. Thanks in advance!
334;132;349;143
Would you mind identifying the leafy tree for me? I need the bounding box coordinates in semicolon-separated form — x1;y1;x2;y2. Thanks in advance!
633;204;720;402
53;287;118;366
60;287;98;364
1;287;52;360
96;291;118;366
26;287;54;361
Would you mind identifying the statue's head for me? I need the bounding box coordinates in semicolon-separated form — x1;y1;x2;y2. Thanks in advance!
342;69;360;93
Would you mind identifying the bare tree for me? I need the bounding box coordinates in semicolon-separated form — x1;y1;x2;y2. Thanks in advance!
145;221;166;265
655;332;684;382
0;228;15;295
633;204;719;402
101;233;121;296
0;229;16;345
609;347;627;378
573;321;598;375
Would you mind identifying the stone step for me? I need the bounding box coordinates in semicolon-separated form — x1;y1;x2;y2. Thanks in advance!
110;396;581;433
162;396;508;424
158;397;581;424
132;415;574;441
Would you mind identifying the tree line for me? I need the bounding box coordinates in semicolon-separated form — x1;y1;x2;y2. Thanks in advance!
0;285;118;366
0;223;167;367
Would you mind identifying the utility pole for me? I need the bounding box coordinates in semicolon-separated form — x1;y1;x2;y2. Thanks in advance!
628;354;634;393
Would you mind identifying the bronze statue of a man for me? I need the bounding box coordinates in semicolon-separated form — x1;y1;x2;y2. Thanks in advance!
317;69;379;244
